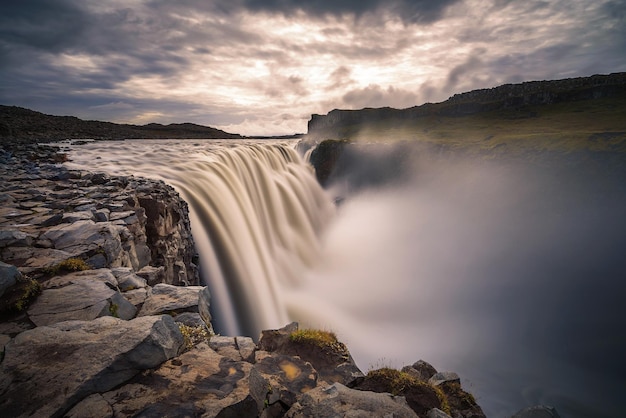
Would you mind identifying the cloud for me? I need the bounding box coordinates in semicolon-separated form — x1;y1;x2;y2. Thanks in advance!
1;0;625;135
342;84;418;109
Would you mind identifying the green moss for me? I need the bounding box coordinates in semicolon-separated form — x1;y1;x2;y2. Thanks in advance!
289;328;338;349
109;302;119;318
14;279;42;312
46;258;91;275
366;368;451;415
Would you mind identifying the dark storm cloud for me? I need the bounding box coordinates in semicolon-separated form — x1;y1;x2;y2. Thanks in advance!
234;0;460;22
151;0;461;23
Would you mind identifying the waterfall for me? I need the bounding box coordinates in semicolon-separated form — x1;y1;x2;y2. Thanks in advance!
65;140;334;337
176;144;334;337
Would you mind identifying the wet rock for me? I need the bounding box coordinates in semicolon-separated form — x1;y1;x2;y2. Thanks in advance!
0;315;183;418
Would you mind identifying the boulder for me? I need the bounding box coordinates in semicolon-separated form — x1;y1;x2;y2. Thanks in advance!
0;315;183;418
429;372;461;387
42;220;132;268
402;359;438;382
84;342;255;418
28;274;136;326
110;267;147;291
250;353;319;415
257;322;364;387
138;283;204;316
209;335;257;363
0;261;20;297
285;382;418;418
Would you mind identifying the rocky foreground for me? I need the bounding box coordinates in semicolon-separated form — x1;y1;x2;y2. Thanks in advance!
0;142;557;417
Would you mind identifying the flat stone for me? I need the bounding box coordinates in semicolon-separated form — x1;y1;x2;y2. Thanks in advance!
110;267;147;291
0;315;183;418
28;277;135;326
138;283;205;316
428;372;461;387
62;211;95;223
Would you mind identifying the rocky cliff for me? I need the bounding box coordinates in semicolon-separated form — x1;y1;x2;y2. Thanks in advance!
0;105;242;141
306;72;626;144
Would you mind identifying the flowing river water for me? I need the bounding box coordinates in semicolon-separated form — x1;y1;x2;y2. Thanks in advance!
64;138;626;417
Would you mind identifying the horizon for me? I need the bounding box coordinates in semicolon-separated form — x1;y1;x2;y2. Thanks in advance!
5;70;623;138
1;1;625;136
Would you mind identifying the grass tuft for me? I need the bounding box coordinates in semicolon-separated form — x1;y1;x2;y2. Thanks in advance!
178;324;211;351
289;328;338;349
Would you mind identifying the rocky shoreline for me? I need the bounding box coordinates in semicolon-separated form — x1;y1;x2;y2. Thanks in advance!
0;141;555;417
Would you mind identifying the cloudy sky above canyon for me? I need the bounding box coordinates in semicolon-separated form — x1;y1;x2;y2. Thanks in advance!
1;0;625;135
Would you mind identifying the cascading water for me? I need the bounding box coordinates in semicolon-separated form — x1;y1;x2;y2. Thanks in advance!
64;138;626;418
65;139;334;337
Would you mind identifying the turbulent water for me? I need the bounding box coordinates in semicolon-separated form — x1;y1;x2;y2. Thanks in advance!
64;139;626;418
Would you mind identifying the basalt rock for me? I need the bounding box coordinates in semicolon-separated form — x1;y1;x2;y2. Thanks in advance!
0;315;183;418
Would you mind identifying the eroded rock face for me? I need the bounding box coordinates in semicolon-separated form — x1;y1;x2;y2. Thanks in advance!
0;315;183;418
0;148;199;286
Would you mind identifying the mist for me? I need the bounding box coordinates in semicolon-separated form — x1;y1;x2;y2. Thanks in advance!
289;141;626;417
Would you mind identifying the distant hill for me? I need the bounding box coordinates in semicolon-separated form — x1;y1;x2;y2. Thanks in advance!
305;72;626;153
0;106;242;142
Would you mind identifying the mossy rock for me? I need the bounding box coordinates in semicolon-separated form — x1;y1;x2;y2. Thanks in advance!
356;367;450;416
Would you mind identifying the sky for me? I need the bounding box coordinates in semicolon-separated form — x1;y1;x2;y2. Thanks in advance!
1;0;625;136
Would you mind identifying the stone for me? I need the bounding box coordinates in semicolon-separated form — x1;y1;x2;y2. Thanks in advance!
427;408;453;418
42;220;131;267
285;382;418;418
65;394;114;418
402;359;438;382
429;372;461;387
512;405;561;418
172;311;205;327
209;335;256;363
43;269;119;289
138;283;205;316
0;230;35;248
0;315;183;418
250;353;319;414
137;265;165;285
96;342;254;418
198;285;213;331
110;267;147;291
28;275;136;326
62;211;95;223
258;322;364;387
1;247;73;275
123;288;148;307
0;261;20;298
